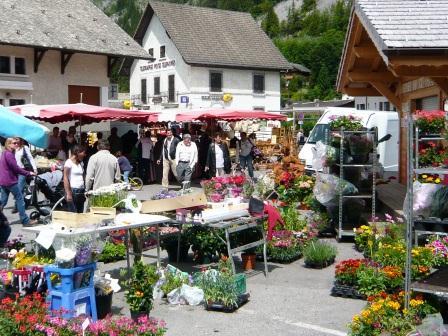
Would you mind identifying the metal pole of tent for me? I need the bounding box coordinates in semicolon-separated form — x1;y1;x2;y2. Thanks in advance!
404;108;414;309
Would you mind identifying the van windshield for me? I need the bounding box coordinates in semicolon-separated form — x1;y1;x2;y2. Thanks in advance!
307;124;329;144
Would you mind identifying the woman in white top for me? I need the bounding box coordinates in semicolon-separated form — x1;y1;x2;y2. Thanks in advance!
63;145;86;213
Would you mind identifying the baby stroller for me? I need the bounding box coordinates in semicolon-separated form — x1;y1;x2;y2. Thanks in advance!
25;170;66;223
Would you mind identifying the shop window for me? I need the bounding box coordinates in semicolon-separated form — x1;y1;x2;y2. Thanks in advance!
357;104;366;110
0;56;10;74
168;75;175;102
379;102;383;111
160;46;166;59
15;58;25;75
154;77;160;95
384;102;390;111
148;48;153;57
141;78;147;104
253;73;265;94
210;71;222;92
9;99;25;106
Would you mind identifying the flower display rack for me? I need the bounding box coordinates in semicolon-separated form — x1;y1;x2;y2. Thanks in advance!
336;128;377;240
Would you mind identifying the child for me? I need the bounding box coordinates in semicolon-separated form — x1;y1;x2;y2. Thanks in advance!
116;151;133;184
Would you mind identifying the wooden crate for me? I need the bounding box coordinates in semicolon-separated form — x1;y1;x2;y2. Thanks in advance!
51;211;106;228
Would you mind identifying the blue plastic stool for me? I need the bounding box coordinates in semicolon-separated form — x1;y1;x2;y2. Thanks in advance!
44;263;97;321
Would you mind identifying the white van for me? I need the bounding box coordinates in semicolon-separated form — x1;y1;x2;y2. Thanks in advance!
299;107;399;172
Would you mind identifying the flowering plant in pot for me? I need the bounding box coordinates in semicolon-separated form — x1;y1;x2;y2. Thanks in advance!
426;235;448;267
201;177;228;202
329;115;363;131
266;230;303;263
334;259;369;286
418;141;447;167
121;261;159;319
415;109;445;134
348;292;436;336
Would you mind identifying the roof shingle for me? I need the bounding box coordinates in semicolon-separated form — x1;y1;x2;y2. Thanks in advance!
0;0;151;60
141;1;291;71
356;0;448;50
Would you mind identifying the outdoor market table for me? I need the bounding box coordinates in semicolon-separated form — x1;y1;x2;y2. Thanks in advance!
23;213;174;272
178;215;269;276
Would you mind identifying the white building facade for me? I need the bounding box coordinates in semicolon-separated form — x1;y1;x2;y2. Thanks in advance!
127;1;291;114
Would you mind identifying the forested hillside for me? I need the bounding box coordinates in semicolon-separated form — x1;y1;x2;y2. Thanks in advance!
93;0;352;102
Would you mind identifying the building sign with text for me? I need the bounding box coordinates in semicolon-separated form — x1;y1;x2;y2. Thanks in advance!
140;59;176;72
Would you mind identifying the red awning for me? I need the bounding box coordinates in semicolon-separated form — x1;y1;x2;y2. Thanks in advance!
175;109;286;122
9;103;159;124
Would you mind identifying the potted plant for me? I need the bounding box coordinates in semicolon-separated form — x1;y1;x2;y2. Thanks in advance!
237;228;261;271
266;230;303;264
201;177;228;202
303;240;337;269
415;109;445;135
160;271;189;297
121;261;159;320
347;134;373;163
185;226;226;264
328;115;363;131
196;257;247;312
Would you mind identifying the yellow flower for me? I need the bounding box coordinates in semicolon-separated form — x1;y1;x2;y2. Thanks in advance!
387;301;401;310
422;174;428;179
410;299;424;307
435;178;441;184
361;310;371;319
135;291;144;298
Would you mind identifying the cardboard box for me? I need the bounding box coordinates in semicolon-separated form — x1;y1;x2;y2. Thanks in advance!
52;211;106;228
141;192;207;213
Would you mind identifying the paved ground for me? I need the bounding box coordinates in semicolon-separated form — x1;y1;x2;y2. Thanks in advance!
6;184;366;336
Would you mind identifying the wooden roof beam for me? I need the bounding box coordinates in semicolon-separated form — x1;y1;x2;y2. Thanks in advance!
371;81;402;110
348;71;398;82
431;77;448;96
343;87;381;96
392;65;448;77
390;56;448;67
354;45;377;59
60;51;73;75
34;48;47;73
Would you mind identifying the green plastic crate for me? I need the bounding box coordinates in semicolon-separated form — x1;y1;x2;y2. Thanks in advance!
234;273;246;295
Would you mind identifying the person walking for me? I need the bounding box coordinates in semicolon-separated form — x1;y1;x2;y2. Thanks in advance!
63;145;86;213
85;140;121;191
237;132;254;178
136;131;154;184
13;138;37;213
157;129;180;188
175;134;198;184
116;150;132;183
205;133;231;177
0;138;37;226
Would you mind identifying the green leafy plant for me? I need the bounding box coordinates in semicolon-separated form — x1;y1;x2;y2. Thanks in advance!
328;115;363;131
161;271;189;296
355;264;387;297
281;206;307;231
195;257;239;308
121;261;159;313
303;240;337;268
266;230;303;263
185;226;226;263
98;242;126;263
415;110;445;134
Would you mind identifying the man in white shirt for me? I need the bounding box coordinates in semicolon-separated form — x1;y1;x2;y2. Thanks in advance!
157;129;180;188
85;140;121;190
175;134;198;184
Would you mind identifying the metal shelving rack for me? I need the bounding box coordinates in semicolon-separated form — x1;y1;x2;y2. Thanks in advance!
337;128;377;240
405;122;448;308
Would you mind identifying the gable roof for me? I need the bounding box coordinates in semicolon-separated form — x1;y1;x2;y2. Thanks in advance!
0;0;151;60
133;1;291;71
356;0;448;56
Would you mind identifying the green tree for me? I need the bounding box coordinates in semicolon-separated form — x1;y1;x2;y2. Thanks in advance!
301;0;317;13
261;5;280;38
